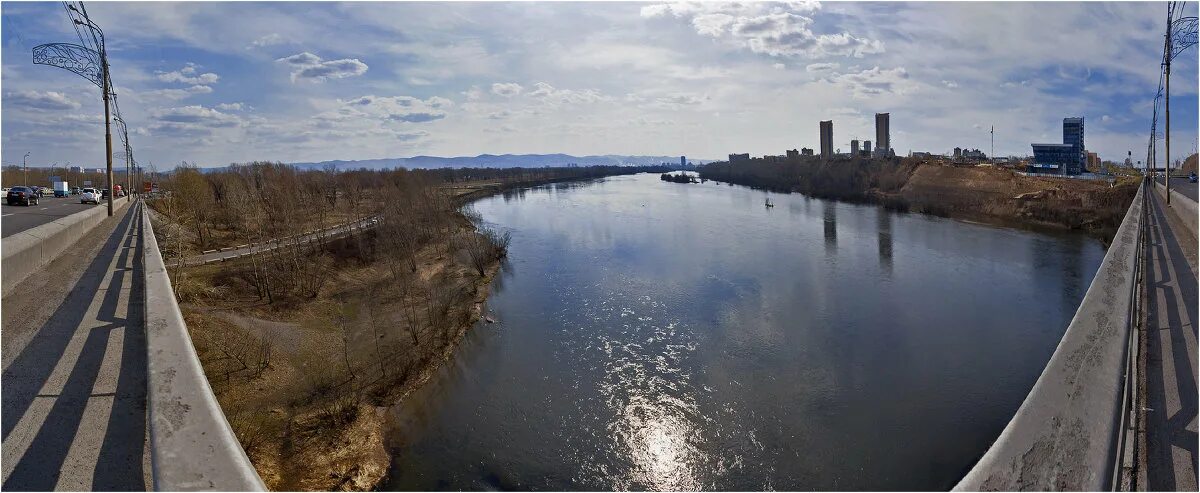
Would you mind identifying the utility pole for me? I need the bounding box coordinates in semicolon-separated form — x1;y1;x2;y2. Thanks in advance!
23;152;30;185
1166;4;1172;205
990;125;994;165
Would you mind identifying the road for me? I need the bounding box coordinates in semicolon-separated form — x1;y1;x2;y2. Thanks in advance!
1143;188;1198;491
1156;177;1198;202
1;201;149;490
1;196;106;238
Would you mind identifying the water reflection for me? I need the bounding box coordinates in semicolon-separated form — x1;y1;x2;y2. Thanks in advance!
823;201;837;256
878;208;894;277
386;173;1108;491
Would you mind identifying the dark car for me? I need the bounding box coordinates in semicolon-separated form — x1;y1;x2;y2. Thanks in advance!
1189;172;1197;183
6;186;40;206
100;189;111;199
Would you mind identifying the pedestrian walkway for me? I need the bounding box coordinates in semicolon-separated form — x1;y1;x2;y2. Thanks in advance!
1144;190;1199;491
1;203;149;491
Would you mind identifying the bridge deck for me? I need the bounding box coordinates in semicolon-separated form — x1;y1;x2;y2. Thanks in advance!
1144;189;1199;491
1;202;150;491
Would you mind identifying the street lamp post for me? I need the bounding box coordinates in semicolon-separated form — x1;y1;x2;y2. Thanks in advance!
23;152;30;186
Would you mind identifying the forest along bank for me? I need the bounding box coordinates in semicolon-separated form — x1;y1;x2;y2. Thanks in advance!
147;162;665;491
699;158;1139;244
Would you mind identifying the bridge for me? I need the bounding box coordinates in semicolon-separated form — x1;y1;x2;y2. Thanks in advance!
0;178;1195;490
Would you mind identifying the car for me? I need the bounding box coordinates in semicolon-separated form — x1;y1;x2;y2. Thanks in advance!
7;186;40;206
70;187;80;195
100;189;111;199
1189;172;1197;183
80;188;101;204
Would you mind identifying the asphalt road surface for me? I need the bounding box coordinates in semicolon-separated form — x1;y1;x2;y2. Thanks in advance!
1144;190;1198;491
1;202;149;490
1;196;106;238
1156;177;1198;202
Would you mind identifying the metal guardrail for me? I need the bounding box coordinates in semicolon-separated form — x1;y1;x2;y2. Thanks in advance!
141;200;266;491
955;180;1148;491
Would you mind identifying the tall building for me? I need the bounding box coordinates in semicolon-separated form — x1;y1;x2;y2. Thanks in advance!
681;156;687;167
875;113;890;157
1030;117;1085;175
1063;117;1085;173
864;141;872;155
820;120;834;158
851;139;860;156
787;149;800;159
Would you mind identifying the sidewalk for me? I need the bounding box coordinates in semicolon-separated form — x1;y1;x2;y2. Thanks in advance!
1143;189;1199;491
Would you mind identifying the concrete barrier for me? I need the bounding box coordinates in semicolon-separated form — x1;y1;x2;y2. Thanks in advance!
1153;181;1197;239
142;204;266;491
955;182;1147;491
2;199;132;296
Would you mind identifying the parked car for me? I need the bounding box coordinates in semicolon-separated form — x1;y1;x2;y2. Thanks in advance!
80;188;101;204
1189;172;1197;183
7;186;40;206
100;188;111;199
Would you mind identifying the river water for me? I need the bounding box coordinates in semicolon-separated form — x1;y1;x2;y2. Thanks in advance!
385;173;1104;491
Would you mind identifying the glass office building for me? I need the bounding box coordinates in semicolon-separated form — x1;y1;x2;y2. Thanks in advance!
1029;117;1086;175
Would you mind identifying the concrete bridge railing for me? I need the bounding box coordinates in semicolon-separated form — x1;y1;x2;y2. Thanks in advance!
955;180;1148;491
141;202;266;491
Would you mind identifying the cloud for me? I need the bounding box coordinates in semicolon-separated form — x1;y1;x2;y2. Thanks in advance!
941;80;959;88
152;105;242;127
642;2;881;58
143;85;214;101
528;82;610;105
491;82;524;97
806;62;840;73
463;86;485;101
276;52;369;82
248;33;285;49
216;102;245;111
156;64;220;85
826;66;914;98
332;95;450;123
4;90;81;110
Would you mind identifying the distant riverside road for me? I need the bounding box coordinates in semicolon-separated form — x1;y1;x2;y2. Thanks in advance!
1;197;105;238
1157;177;1198;202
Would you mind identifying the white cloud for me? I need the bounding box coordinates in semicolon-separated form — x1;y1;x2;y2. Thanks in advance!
4;90;81;111
152;105;242;127
528;82;610;105
806;62;840;73
216;102;245;111
491;82;524;97
156;64;220;85
942;80;959;88
642;2;881;58
331;95;451;123
276;52;369;82
249;33;285;48
826;66;915;98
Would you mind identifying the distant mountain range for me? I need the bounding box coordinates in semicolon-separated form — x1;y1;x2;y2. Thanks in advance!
287;154;712;171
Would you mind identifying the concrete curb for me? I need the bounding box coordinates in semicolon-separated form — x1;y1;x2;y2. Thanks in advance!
142;203;266;491
1153;182;1197;239
2;198;132;297
955;181;1147;491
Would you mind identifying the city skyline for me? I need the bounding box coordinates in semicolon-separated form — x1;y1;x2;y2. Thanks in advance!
2;1;1198;167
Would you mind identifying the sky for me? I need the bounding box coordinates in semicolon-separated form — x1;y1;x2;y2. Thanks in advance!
2;1;1197;169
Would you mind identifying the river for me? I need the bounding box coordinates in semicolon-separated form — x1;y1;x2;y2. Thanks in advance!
385;173;1105;491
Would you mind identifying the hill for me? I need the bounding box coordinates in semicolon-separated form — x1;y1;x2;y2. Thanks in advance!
288;153;712;171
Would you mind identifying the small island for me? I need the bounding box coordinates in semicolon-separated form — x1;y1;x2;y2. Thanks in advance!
661;172;698;184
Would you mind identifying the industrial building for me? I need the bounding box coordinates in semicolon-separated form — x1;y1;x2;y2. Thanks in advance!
875;113;890;158
820;120;833;158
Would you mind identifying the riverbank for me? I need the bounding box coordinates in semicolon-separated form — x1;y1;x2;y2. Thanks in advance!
699;159;1139;244
164;171;643;491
